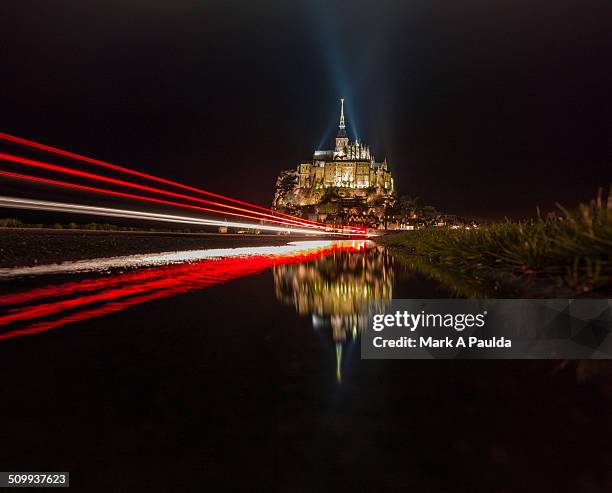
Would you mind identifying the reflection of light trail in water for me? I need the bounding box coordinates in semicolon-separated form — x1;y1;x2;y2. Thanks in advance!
0;242;336;301
0;240;344;279
0;241;365;340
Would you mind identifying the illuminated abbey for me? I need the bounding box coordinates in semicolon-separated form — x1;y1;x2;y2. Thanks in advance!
298;99;393;191
273;99;395;213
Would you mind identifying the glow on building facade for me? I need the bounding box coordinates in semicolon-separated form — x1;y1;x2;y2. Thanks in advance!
297;99;394;192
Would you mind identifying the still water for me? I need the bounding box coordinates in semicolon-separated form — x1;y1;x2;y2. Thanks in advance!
0;240;609;491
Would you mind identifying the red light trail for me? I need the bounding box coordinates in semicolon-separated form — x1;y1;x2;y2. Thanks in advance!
0;170;314;228
0;131;339;230
0;151;326;230
0;170;366;233
0;195;354;236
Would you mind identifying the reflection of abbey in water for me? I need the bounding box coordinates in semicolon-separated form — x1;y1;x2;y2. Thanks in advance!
273;242;393;341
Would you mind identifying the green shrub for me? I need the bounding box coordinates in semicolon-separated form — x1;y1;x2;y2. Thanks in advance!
0;218;23;228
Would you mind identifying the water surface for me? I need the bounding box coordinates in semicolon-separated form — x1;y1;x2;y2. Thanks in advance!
0;240;609;491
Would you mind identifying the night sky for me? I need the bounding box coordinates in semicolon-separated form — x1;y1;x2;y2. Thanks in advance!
2;0;611;219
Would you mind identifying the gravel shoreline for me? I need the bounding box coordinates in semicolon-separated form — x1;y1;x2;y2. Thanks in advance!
0;228;323;268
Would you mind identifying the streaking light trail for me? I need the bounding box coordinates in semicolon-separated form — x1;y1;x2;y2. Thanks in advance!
0;131;332;229
0;152;326;230
0;171;362;233
0;196;359;237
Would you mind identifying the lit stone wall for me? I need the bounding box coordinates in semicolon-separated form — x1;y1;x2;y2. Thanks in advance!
273;131;395;211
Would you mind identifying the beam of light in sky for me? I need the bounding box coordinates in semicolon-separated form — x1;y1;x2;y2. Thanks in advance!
0;131;327;228
0;196;363;241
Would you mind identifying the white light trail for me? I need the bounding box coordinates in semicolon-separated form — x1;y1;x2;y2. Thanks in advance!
0;196;359;236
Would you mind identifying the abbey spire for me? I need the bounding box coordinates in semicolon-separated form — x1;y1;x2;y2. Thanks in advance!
335;97;348;152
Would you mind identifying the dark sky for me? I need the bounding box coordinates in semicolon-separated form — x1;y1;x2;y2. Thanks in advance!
1;0;611;219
